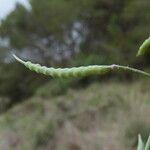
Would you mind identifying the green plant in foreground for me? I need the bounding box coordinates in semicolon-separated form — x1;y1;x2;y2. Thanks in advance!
13;36;150;149
137;135;150;150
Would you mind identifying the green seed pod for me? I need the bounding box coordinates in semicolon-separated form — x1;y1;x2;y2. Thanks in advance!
13;54;150;78
137;37;150;56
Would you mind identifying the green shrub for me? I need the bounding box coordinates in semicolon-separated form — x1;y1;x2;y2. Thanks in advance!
36;78;76;97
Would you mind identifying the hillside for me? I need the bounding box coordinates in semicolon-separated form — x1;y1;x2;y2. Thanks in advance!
0;79;150;150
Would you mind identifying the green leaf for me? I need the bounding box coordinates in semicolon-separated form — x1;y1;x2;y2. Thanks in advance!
144;135;150;150
137;134;144;150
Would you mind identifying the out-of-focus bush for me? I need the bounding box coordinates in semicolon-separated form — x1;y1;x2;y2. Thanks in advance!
36;78;78;98
0;97;10;113
0;62;48;104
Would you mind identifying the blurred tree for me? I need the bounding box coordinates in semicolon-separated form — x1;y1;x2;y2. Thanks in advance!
1;0;150;65
0;0;150;104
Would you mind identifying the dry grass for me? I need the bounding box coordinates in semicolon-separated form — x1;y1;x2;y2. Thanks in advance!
0;79;150;150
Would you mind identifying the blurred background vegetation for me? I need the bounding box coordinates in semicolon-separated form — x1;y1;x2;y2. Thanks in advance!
0;0;150;149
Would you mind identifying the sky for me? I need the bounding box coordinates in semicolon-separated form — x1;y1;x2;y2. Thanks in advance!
0;0;30;20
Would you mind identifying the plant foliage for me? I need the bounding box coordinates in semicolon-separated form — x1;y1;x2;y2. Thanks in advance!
137;135;150;150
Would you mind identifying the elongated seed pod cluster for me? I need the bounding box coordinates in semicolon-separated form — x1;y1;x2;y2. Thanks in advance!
13;36;150;78
137;37;150;56
13;54;150;78
137;134;150;150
